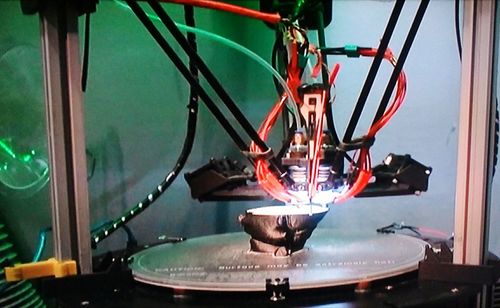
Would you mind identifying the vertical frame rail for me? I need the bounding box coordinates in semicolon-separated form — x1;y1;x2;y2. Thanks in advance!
454;0;497;270
40;0;92;273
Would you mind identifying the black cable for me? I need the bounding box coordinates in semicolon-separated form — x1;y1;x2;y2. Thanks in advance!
185;5;198;79
125;0;247;151
147;0;291;182
86;148;96;180
316;7;329;86
315;6;341;147
121;224;138;249
454;0;462;60
376;222;422;237
342;0;405;143
91;220;138;249
277;124;297;159
270;30;295;157
372;0;429;125
81;12;91;91
320;47;346;55
148;1;269;152
320;46;372;56
91;2;201;246
271;31;286;95
270;28;299;150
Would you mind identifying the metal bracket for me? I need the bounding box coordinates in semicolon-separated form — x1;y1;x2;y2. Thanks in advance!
419;244;500;286
265;277;290;302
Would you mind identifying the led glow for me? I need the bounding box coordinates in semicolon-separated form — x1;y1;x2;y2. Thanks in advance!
287;186;347;207
247;205;328;216
0;138;49;195
21;154;32;163
0;140;16;158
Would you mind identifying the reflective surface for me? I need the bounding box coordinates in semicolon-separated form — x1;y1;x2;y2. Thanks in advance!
0;2;52;261
130;229;427;291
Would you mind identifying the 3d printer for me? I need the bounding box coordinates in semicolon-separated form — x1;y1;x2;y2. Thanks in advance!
1;0;499;307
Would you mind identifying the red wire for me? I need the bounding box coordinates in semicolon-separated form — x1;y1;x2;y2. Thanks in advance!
308;63;341;199
417;227;450;239
334;48;406;204
253;45;405;204
251;42;305;203
329;63;341;85
309;47;323;79
251;95;294;203
307;90;327;198
359;48;406;138
254;60;342;202
334;147;372;203
251;42;304;203
287;42;302;105
159;0;282;24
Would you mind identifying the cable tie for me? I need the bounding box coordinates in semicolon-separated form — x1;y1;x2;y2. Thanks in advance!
344;45;360;58
337;136;375;152
242;148;274;160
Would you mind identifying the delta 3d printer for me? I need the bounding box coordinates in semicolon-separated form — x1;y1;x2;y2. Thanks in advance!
1;0;499;307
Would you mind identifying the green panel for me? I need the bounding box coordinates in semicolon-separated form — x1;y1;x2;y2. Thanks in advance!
0;1;51;261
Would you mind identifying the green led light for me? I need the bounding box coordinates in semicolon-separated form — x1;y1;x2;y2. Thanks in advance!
21;154;32;163
0;140;16;159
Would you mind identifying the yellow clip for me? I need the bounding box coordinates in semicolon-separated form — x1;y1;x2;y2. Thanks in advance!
4;258;77;282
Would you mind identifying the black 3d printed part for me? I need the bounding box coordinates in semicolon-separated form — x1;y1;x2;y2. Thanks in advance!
239;205;328;256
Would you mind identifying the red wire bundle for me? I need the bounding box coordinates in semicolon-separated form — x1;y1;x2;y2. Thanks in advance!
360;48;407;138
250;41;308;203
334;48;406;204
308;64;341;200
307;90;328;199
250;94;297;202
286;42;303;104
250;43;341;203
159;0;282;24
250;42;405;205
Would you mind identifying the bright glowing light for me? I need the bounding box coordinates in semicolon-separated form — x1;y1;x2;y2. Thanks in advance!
0;140;16;159
285;184;347;207
22;154;32;163
247;204;328;216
